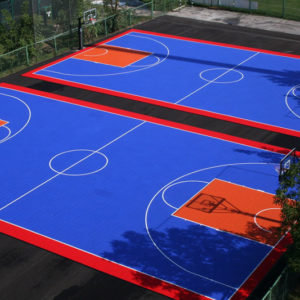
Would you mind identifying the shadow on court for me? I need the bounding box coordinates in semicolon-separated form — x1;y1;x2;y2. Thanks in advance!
102;224;270;299
103;45;300;88
233;148;281;163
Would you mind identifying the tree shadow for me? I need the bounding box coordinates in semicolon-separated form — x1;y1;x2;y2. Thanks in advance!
102;224;268;299
96;43;300;88
242;221;282;246
264;70;300;88
233;148;281;163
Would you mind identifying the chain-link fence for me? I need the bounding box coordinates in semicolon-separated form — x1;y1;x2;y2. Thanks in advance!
0;29;78;77
0;0;184;78
191;0;300;21
82;1;153;45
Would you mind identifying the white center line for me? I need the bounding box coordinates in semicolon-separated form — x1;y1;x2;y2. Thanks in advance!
176;52;259;104
0;121;145;211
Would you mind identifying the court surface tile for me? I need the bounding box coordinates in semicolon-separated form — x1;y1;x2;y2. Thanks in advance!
24;29;300;137
0;83;291;300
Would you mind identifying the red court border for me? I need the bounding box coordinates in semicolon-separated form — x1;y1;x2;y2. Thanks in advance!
23;29;300;138
0;82;295;300
1;82;298;156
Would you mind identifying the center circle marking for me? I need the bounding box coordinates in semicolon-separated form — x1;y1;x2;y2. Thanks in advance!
199;68;244;84
49;149;108;176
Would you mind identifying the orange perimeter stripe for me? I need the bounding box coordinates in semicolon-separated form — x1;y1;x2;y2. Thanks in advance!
74;45;151;67
174;179;283;246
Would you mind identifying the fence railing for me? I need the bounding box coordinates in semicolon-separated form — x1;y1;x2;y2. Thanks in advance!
0;0;183;78
190;0;300;21
260;267;300;300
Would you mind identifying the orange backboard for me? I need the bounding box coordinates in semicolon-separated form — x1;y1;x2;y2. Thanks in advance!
173;179;283;246
74;45;151;68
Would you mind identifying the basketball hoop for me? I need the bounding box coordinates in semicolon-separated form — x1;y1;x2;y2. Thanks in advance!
83;8;97;25
90;17;96;25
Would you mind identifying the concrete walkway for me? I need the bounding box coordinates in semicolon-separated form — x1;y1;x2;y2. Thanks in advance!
168;6;300;36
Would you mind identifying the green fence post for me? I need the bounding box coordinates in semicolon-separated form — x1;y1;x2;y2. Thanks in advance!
25;46;29;65
104;18;108;36
164;0;166;13
282;0;285;17
54;37;57;55
129;10;132;26
249;0;252;10
151;0;153;18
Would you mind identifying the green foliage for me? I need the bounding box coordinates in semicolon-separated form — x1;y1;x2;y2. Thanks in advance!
275;161;300;272
0;1;34;53
103;0;120;15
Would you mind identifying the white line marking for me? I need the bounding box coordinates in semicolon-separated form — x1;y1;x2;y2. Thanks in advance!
0;125;11;142
285;84;300;119
0;121;145;211
129;55;160;68
0;93;31;144
82;48;108;57
161;180;208;210
254;208;281;233
176;52;259;104
145;162;277;291
0;218;215;300
0;86;285;299
199;68;244;84
49;149;109;176
172;212;274;247
41;33;169;77
228;232;288;300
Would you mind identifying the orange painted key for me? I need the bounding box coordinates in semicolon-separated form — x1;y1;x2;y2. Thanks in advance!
174;178;283;246
74;45;151;67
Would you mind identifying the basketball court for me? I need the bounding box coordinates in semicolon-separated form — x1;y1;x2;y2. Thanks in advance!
24;29;300;137
0;83;294;300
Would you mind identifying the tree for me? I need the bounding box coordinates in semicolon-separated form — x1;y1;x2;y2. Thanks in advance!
0;1;34;53
275;160;300;272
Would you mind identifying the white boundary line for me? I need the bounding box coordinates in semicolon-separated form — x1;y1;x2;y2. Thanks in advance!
139;31;300;60
228;233;288;300
0;86;286;299
214;178;277;196
0;218;214;300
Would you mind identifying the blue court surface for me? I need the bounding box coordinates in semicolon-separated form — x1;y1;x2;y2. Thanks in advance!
0;83;290;300
25;29;300;136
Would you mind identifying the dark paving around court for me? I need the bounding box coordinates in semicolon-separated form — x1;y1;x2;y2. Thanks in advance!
1;14;300;300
